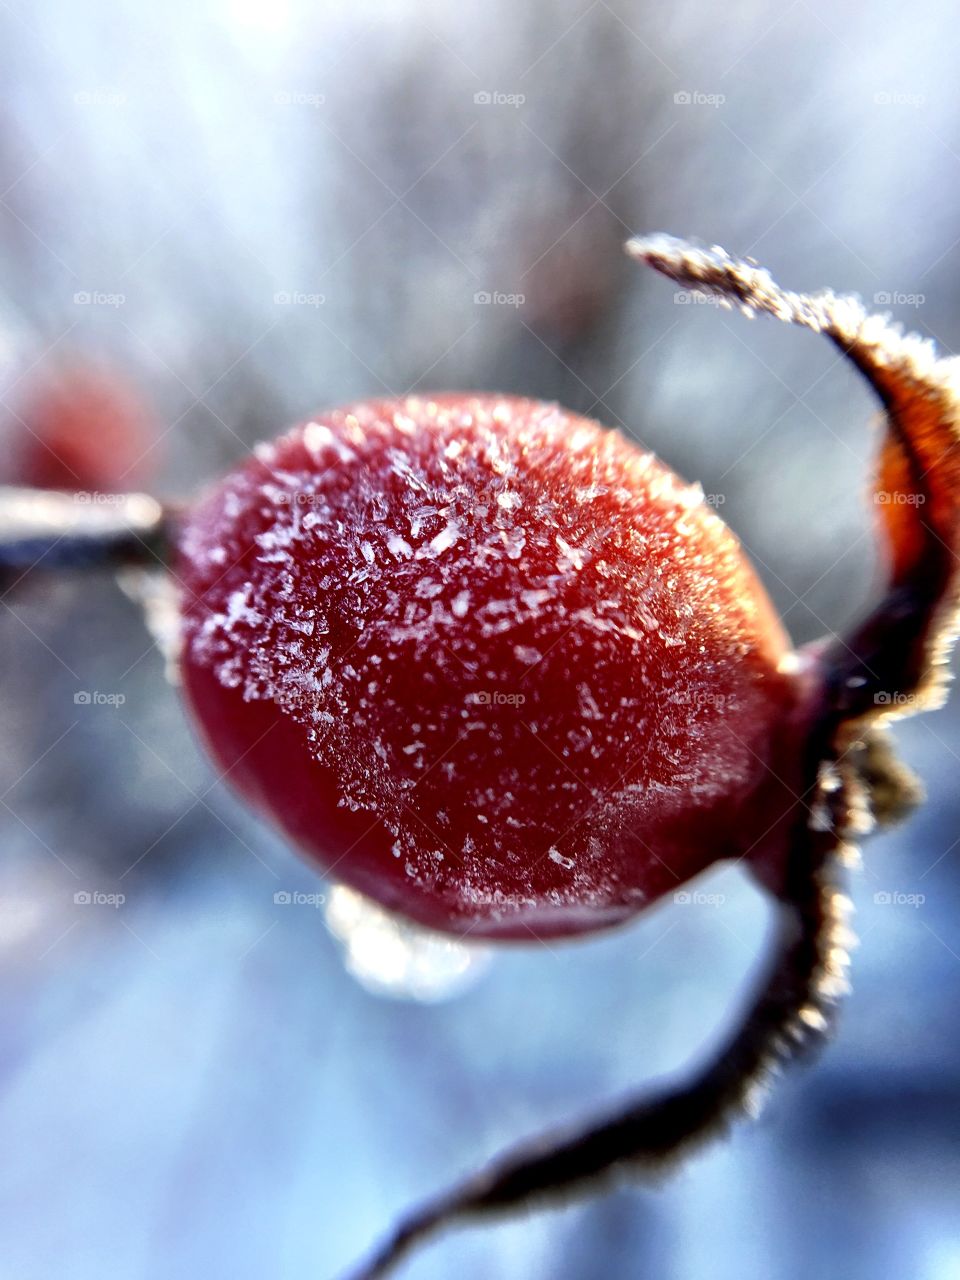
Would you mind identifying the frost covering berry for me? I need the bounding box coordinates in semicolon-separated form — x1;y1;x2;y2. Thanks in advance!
177;395;799;938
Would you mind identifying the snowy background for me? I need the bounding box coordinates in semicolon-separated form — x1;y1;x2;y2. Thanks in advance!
1;1;960;1277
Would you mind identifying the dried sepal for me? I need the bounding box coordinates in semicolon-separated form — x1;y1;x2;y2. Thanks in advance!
627;234;960;724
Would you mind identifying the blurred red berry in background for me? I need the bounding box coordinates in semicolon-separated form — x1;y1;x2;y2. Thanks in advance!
1;362;159;494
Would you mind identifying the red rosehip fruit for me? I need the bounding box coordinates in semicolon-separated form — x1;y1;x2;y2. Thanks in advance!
1;363;156;494
177;395;804;939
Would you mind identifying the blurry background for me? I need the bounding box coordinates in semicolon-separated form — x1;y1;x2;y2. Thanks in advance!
1;1;960;1277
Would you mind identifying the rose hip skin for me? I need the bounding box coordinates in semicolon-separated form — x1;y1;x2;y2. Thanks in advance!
177;395;802;939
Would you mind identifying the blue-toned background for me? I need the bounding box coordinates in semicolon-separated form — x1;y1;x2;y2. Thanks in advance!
1;2;960;1277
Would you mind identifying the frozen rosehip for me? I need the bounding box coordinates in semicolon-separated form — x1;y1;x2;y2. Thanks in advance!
177;395;804;938
10;235;960;1280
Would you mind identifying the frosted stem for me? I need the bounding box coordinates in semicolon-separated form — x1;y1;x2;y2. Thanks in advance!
0;486;175;576
343;816;851;1280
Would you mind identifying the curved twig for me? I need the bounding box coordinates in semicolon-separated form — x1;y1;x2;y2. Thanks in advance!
344;780;853;1280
